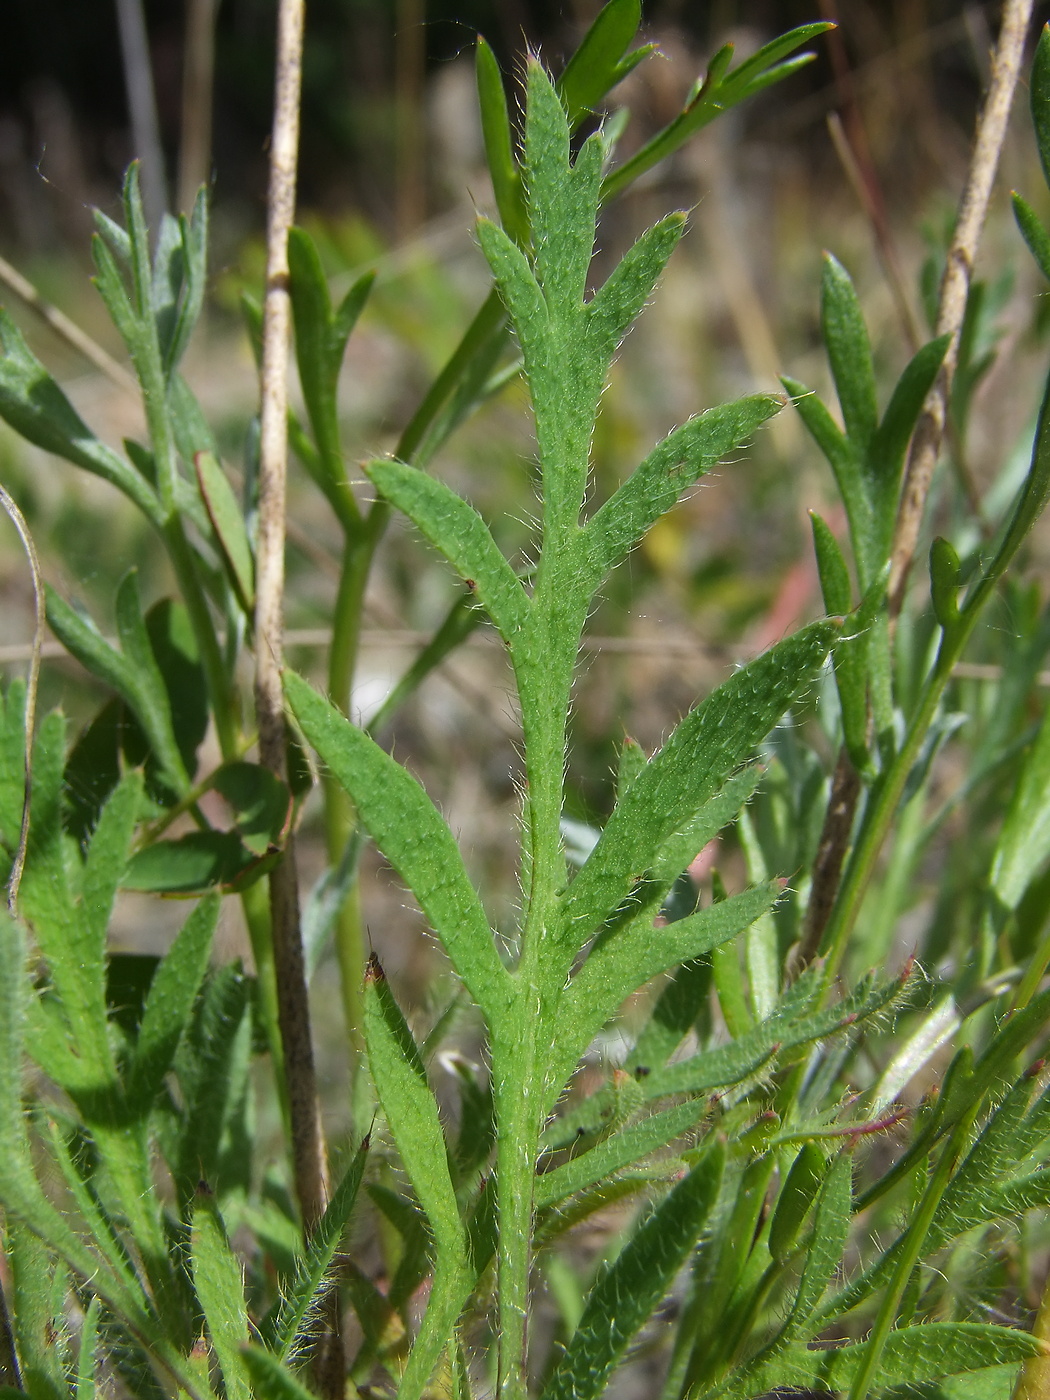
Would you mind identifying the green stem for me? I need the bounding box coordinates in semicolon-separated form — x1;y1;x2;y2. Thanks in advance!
820;578;1005;985
846;1105;979;1400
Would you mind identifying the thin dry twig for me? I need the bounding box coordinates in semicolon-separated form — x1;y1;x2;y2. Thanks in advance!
889;0;1034;615
255;0;330;1239
0;484;45;915
798;0;1033;972
0;254;139;396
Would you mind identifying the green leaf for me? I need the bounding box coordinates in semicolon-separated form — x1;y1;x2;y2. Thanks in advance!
285;671;513;1020
46;581;188;799
581;395;782;588
365;959;464;1261
867;333;950;533
601;25;831;203
122;830;276;895
721;1325;1042;1400
476;218;549;384
822;253;878;458
782;1152;851;1336
525;62;603;315
210;761;292;857
288;225;371;529
172;963;251;1207
195;452;255;613
270;1138;369;1360
144;600;209;784
364;960;473;1400
1013;192;1050;281
810;512;868;769
191;1193;252;1400
990;690;1050;910
535;1099;707;1209
241;1349;318;1400
6;1223;69;1400
930;536;963;633
128;893;219;1110
1032;24;1050;192
627;957;712;1073
783;377;873;578
560;619;840;948
585;214;686;367
556;0;644;127
541;1140;724;1400
768;1141;827;1264
365;459;530;646
550;884;779;1101
476;38;528;244
642;971;900;1102
0;311;161;527
75;1296;101;1400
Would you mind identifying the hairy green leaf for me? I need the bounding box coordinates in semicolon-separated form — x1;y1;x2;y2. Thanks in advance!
561;620;840;947
191;1193;251;1400
285;672;513;1019
541;1140;724;1400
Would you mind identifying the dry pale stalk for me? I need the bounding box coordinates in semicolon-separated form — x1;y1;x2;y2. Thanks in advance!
798;0;1033;970
889;0;1034;615
255;0;330;1241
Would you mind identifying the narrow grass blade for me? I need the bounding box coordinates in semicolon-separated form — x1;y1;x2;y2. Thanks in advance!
285;672;513;1019
541;1141;724;1400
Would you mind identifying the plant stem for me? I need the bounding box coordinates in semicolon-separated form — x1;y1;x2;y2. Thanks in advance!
889;0;1034;615
255;0;331;1264
846;1105;979;1400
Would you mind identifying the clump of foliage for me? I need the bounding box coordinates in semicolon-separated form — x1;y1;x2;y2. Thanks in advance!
4;6;1050;1400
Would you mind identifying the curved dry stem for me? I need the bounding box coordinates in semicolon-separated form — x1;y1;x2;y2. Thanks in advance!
889;0;1035;615
0;482;45;915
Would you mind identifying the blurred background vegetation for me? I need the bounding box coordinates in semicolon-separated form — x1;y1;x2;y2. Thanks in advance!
3;0;1050;1049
